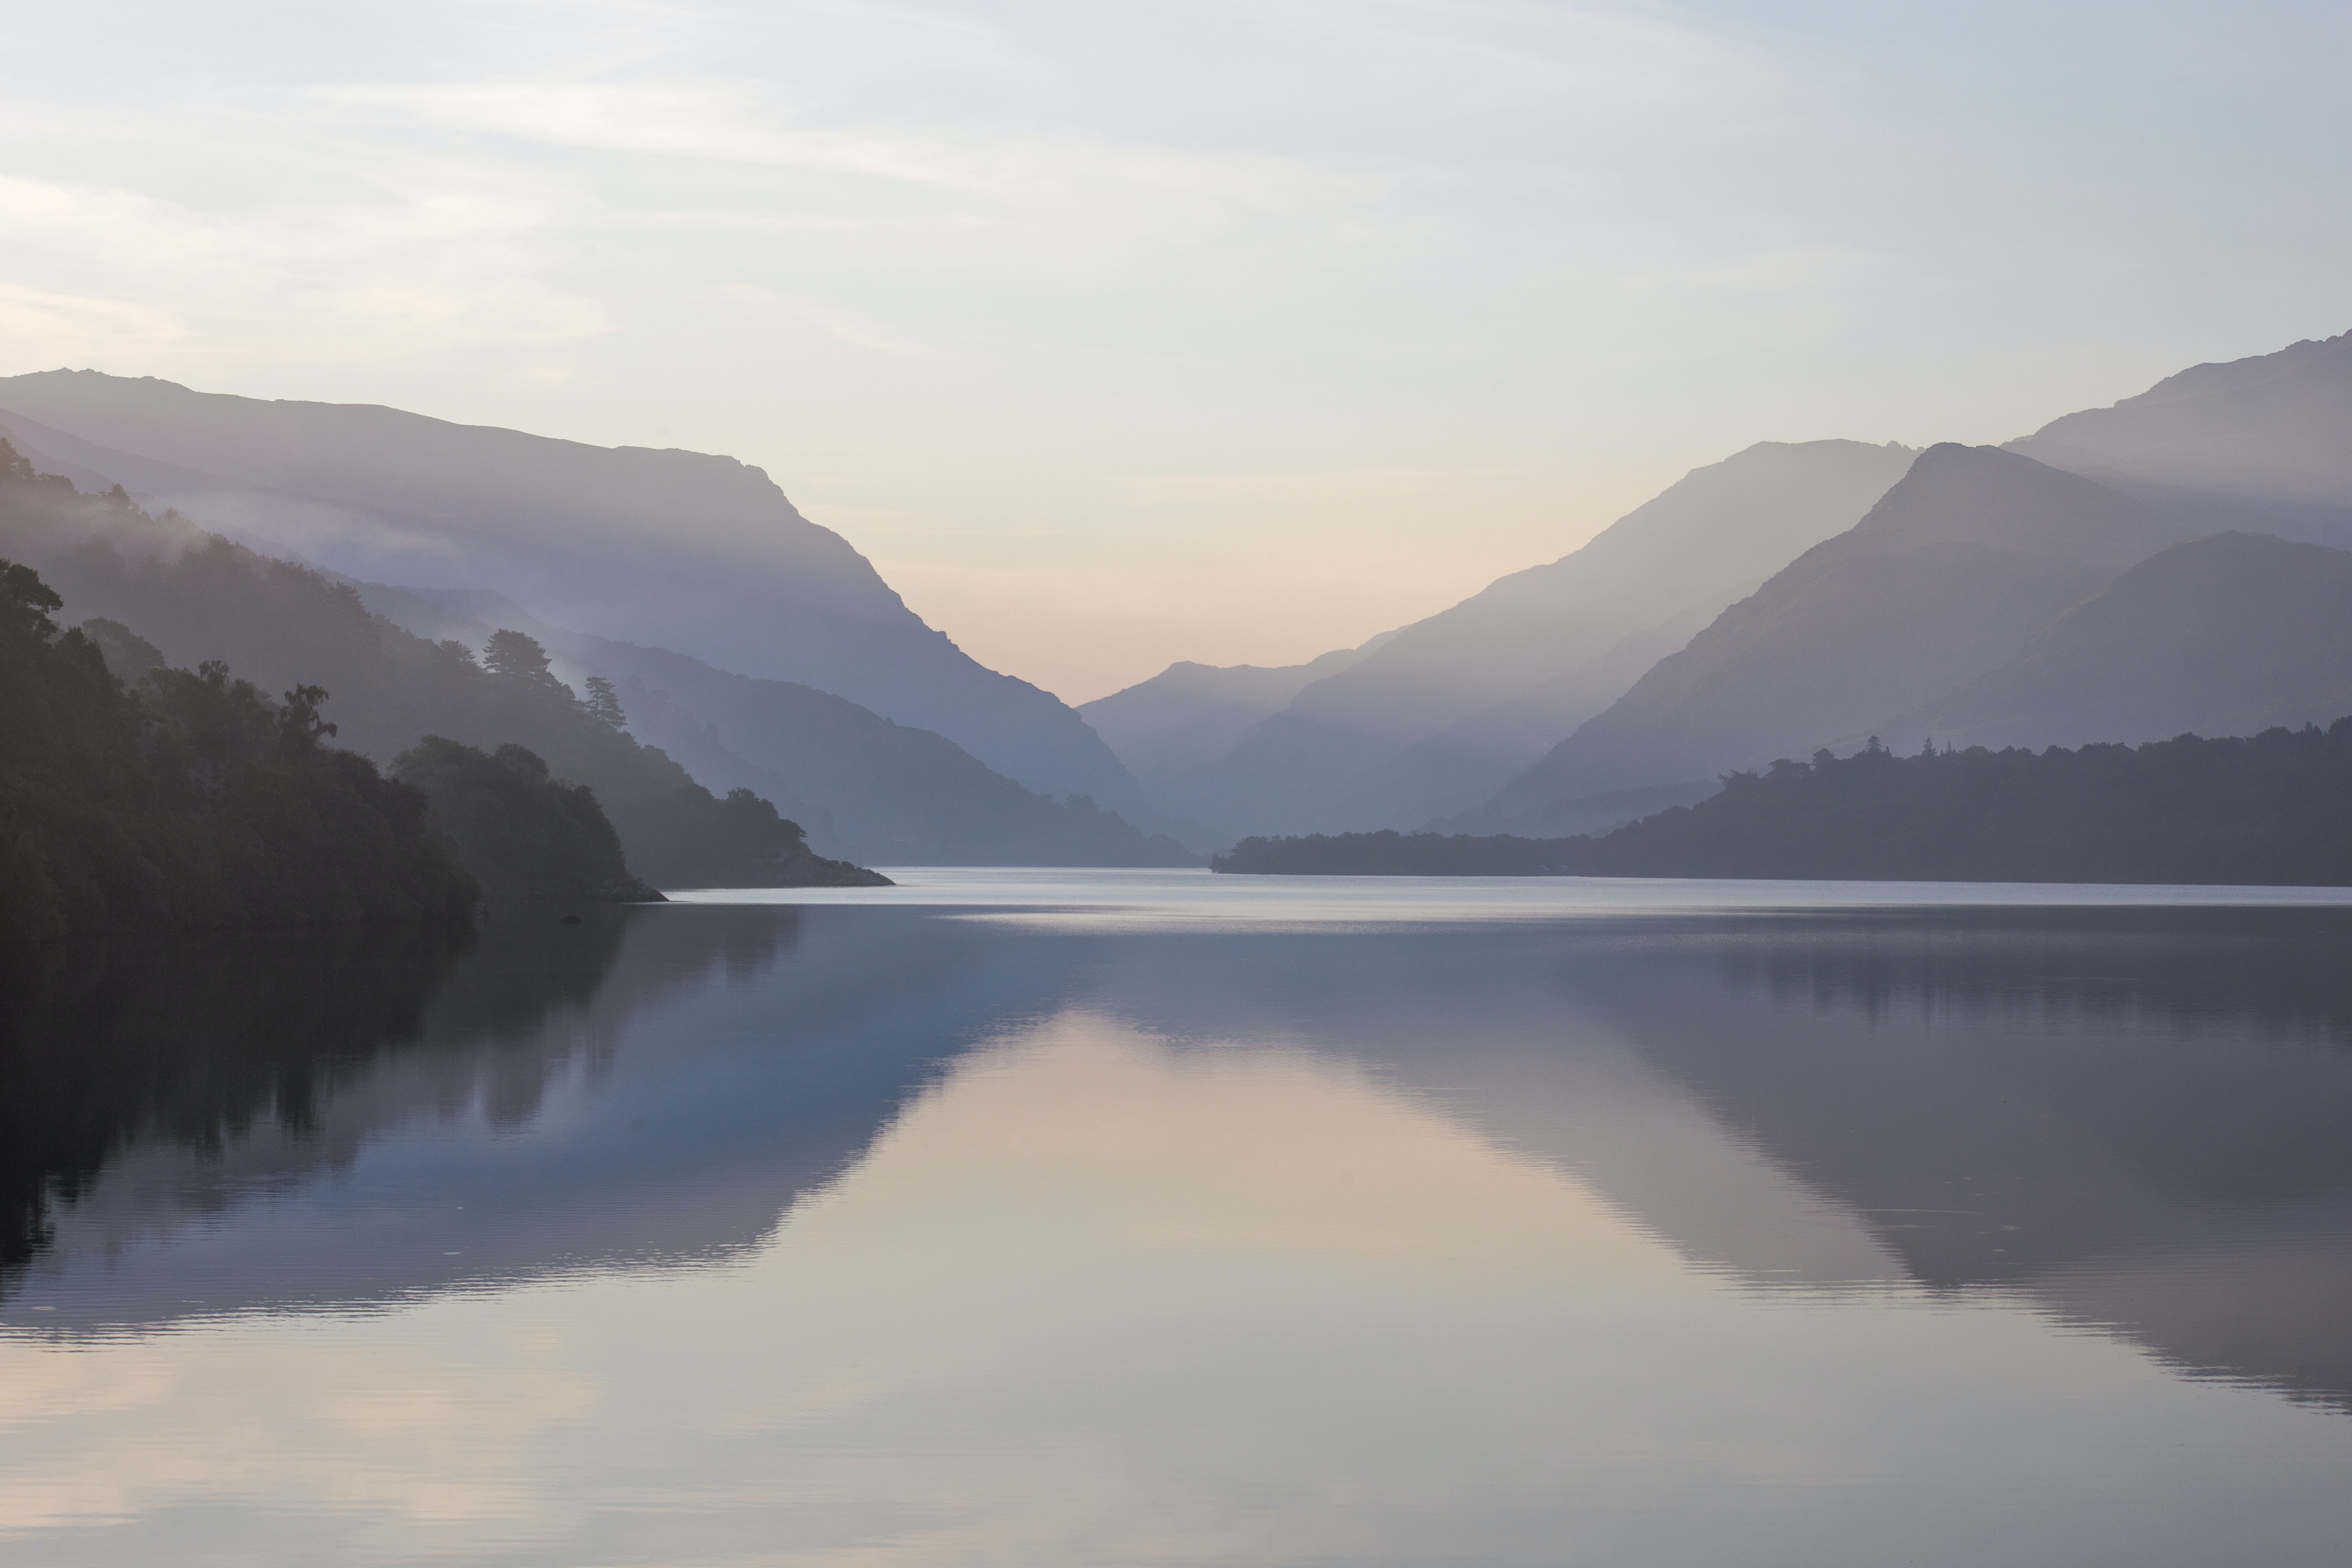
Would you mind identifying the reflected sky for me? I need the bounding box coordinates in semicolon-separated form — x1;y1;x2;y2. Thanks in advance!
5;874;2352;1564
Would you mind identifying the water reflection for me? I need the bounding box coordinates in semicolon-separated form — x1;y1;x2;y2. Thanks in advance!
0;922;476;1275
4;888;2352;1562
1621;909;2352;1408
0;905;1093;1329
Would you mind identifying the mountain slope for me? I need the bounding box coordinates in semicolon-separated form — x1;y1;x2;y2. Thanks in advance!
1485;446;2194;816
1078;641;1383;780
1281;439;1920;749
357;585;1195;867
0;443;845;888
0;370;1136;805
1136;439;1919;841
2009;329;2352;511
1890;532;2352;752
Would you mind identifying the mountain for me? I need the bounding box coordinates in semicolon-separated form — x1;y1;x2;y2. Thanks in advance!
2008;329;2352;518
0;443;868;888
0;371;1137;806
355;585;1195;867
1483;445;2196;819
1078;640;1386;779
1120;439;1919;842
1889;532;2352;753
1285;440;1921;747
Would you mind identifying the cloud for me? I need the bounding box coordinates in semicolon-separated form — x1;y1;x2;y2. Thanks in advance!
318;77;1390;234
720;284;940;358
0;169;607;376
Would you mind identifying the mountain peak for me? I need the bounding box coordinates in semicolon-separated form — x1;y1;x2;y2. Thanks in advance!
1849;444;2184;569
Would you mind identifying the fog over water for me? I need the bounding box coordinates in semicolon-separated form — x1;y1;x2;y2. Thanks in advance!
5;873;2352;1564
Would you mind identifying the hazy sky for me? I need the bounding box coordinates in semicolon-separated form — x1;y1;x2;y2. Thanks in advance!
3;1;2347;702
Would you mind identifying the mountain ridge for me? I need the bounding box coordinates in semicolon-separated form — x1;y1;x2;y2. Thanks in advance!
0;370;1138;807
1484;445;2198;818
1106;438;1917;842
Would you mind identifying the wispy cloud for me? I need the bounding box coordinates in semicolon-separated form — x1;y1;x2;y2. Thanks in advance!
720;284;938;358
315;77;1393;236
0;169;606;374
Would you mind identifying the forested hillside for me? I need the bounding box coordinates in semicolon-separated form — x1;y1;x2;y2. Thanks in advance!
0;441;861;888
394;737;884;897
355;585;1197;867
0;371;1142;806
0;557;478;941
1216;724;2352;886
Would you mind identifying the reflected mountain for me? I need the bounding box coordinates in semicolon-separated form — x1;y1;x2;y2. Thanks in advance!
0;905;1094;1331
1599;908;2352;1410
1072;907;2352;1412
9;898;2352;1421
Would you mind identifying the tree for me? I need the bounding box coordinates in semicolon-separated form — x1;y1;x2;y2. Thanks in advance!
583;675;625;729
0;560;478;940
279;683;338;756
391;735;660;905
1;558;61;638
483;629;560;689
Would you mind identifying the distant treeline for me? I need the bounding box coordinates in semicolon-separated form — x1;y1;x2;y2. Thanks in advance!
1213;728;2352;886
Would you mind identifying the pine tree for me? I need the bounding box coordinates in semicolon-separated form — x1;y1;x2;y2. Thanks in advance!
584;675;625;729
482;628;556;685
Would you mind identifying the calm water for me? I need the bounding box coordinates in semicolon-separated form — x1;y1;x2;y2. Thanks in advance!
6;870;2352;1565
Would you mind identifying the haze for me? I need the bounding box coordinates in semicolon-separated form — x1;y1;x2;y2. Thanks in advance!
3;0;2347;701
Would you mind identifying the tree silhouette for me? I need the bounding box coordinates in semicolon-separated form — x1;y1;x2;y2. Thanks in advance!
483;629;562;691
584;674;625;729
0;558;477;940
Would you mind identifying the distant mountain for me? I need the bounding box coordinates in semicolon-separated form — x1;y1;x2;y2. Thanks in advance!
0;371;1137;806
358;585;1195;867
1286;440;1920;748
1889;532;2352;753
1484;446;2196;819
2009;329;2352;516
1121;439;1917;842
1078;639;1386;779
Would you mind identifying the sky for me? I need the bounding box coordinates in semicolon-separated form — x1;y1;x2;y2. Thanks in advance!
1;1;2348;704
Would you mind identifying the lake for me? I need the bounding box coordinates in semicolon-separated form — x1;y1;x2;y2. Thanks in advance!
5;869;2352;1565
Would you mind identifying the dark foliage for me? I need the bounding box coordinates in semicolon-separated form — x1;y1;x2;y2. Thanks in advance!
0;441;885;888
0;558;480;942
0;922;475;1269
582;674;625;729
616;781;892;888
391;736;664;906
1213;726;2352;885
